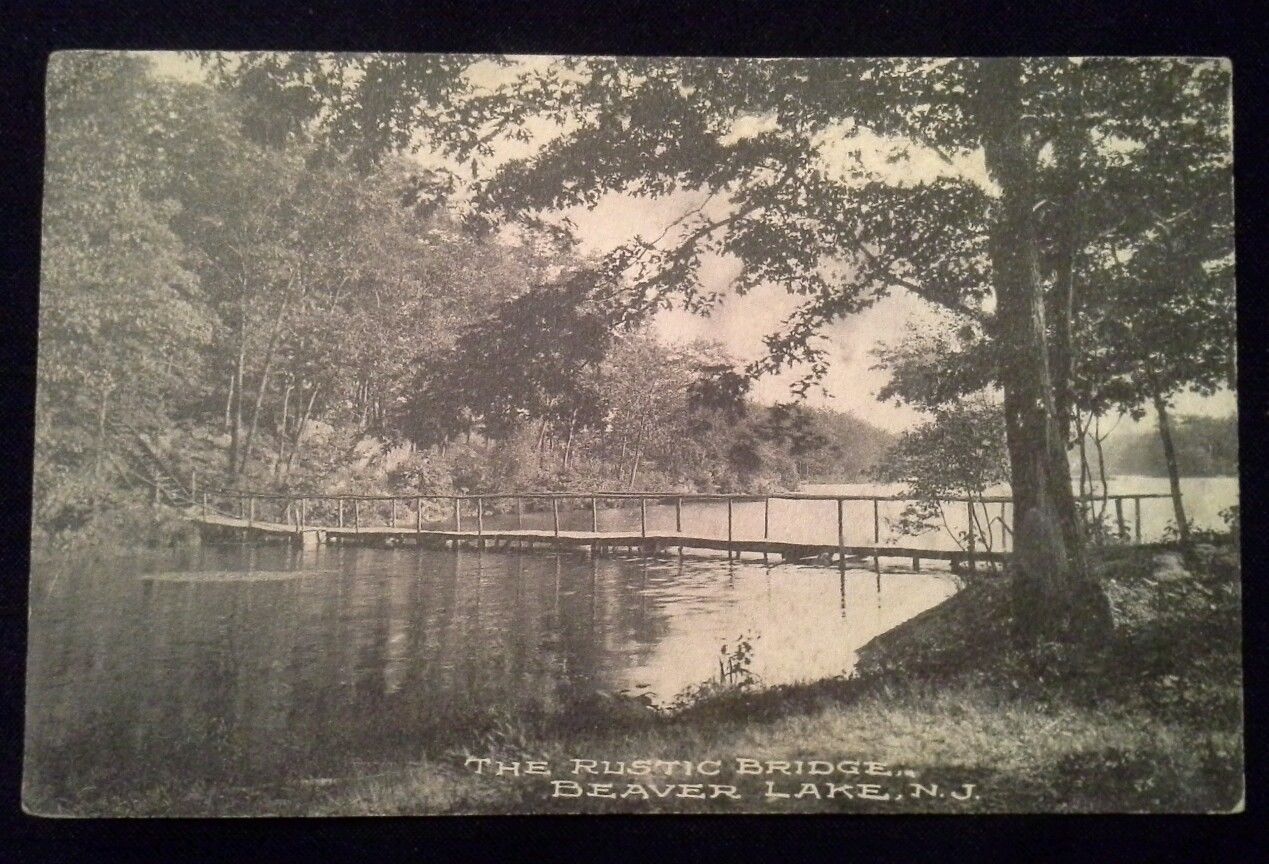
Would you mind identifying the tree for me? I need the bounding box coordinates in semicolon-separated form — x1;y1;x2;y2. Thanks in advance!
402;270;615;447
875;398;1011;556
36;53;216;537
1070;140;1234;549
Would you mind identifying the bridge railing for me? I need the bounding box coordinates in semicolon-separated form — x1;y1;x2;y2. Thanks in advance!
191;484;1176;564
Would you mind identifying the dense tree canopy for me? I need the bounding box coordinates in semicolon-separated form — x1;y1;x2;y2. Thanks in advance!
35;52;898;544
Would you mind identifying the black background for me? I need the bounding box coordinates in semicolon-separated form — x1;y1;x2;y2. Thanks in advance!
1;2;1263;860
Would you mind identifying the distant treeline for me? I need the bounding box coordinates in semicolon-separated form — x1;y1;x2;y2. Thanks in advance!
1103;414;1238;477
786;407;897;483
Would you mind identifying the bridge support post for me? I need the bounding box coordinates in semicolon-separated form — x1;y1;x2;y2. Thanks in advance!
837;498;845;569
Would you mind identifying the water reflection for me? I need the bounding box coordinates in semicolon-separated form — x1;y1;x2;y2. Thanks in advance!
24;544;955;805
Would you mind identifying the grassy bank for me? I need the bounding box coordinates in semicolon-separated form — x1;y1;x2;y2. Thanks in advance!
43;544;1242;816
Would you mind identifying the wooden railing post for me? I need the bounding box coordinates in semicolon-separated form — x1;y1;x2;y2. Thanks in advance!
675;497;682;533
416;496;423;535
354;499;360;533
837;498;845;567
1000;502;1008;551
1115;497;1126;540
640;497;647;539
591;496;599;533
390;498;397;528
338;498;344;529
477;497;484;541
201;492;208;519
552;498;560;539
248;495;255;527
300;497;306;530
517;496;524;530
1134;496;1142;544
966;498;976;574
873;497;881;570
763;496;770;564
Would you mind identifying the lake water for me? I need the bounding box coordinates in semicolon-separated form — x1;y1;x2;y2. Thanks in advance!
22;474;1236;805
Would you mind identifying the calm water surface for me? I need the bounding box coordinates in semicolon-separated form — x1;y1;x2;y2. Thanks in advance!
24;540;954;800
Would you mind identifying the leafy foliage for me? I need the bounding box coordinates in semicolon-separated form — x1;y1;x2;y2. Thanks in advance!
874;399;1009;551
35;53;903;544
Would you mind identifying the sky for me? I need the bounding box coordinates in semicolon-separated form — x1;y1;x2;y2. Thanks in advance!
142;51;1237;435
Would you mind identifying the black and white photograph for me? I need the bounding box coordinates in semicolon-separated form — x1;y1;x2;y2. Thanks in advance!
22;51;1240;815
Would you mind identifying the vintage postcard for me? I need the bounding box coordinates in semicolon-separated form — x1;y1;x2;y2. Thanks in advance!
24;52;1240;815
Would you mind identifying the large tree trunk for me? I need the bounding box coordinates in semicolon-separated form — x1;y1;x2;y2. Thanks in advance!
1048;86;1086;446
977;59;1111;646
1152;391;1191;548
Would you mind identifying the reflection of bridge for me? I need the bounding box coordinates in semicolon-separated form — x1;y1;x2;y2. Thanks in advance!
184;487;1173;574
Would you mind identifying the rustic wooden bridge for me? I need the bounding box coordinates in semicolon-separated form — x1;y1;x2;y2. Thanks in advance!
185;486;1172;574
